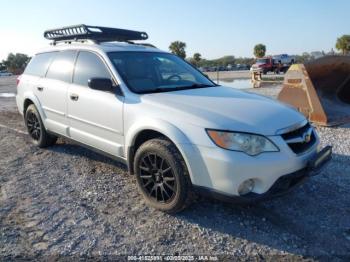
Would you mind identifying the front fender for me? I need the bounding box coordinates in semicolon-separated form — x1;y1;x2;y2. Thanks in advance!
125;118;203;181
125;118;192;155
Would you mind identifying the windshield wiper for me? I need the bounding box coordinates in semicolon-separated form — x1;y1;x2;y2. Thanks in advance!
173;83;215;90
141;83;215;94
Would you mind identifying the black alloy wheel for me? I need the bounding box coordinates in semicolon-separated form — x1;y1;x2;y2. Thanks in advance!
139;153;176;203
25;104;57;148
26;110;41;141
134;138;193;213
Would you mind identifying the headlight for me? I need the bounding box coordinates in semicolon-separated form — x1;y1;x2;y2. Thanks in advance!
206;129;279;156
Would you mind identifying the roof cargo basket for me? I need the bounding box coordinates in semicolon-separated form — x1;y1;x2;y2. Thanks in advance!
44;24;148;43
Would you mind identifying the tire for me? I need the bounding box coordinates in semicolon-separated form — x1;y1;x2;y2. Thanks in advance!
25;104;57;148
134;138;193;213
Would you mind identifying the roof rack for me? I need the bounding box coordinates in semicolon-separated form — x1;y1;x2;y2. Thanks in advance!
44;24;148;44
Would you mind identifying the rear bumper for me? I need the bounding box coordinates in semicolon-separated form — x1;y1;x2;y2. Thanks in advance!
16;95;24;116
194;146;332;203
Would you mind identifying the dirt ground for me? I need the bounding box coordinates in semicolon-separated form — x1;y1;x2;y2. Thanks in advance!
0;76;350;261
206;70;284;80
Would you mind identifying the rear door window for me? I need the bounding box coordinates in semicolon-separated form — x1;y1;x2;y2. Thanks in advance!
73;51;111;87
24;52;56;77
46;50;77;82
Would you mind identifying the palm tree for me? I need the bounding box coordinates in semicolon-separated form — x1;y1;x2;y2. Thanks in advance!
336;35;350;55
193;53;202;63
253;44;266;58
169;41;187;59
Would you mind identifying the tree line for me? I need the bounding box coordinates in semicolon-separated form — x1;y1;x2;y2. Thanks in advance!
1;34;349;73
169;34;350;67
0;53;30;74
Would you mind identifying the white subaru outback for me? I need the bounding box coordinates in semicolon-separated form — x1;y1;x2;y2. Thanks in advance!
16;25;332;213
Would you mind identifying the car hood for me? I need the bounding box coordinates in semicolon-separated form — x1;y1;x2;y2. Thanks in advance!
141;86;306;136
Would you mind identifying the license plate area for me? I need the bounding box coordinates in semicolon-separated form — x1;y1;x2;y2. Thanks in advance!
308;145;332;174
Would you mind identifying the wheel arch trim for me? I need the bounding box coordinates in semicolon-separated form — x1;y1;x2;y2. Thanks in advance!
125;119;196;181
22;92;46;121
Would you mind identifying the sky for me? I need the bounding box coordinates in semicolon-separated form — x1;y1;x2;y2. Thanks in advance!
1;0;349;60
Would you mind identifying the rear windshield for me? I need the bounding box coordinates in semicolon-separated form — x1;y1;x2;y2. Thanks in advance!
24;52;57;77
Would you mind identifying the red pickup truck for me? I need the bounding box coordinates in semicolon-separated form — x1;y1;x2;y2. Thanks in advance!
250;55;295;74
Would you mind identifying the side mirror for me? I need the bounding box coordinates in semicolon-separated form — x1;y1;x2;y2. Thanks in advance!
88;78;113;92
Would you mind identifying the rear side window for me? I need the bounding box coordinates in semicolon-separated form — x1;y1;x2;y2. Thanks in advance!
46;50;77;82
24;52;56;77
73;51;111;87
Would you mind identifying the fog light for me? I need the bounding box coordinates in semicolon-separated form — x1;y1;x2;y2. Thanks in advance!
238;179;255;195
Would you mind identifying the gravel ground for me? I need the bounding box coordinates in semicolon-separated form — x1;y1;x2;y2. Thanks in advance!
1;76;350;260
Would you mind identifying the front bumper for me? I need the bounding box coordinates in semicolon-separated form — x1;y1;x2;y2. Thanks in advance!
194;146;332;203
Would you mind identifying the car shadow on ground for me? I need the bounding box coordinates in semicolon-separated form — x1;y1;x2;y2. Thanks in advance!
50;139;128;170
48;141;350;259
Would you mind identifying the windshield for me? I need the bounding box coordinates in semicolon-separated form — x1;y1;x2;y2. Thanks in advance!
108;52;216;94
256;59;268;64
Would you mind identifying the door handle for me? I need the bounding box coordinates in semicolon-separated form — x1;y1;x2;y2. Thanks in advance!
37;86;44;91
70;93;79;101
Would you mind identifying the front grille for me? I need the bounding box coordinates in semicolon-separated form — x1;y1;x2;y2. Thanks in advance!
281;123;316;154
